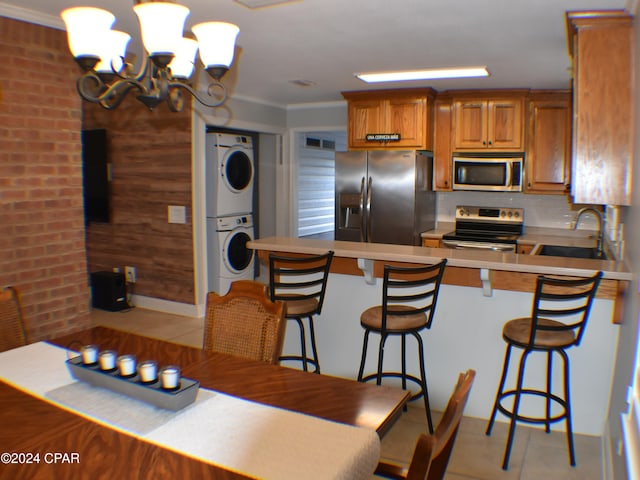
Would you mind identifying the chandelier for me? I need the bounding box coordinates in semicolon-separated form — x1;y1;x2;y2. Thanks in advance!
60;3;239;112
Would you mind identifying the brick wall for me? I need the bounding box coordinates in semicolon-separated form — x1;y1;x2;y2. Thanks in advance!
0;17;91;341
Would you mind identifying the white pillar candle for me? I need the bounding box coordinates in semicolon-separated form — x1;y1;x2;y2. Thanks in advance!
160;365;180;389
116;354;136;376
99;350;117;370
80;344;98;365
138;360;158;383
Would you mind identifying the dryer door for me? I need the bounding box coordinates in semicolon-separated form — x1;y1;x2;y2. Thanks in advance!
223;229;254;273
222;149;253;193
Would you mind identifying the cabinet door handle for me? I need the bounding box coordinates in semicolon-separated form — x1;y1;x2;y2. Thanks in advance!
482;140;487;145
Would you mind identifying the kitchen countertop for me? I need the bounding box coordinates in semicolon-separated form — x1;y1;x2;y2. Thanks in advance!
249;236;632;281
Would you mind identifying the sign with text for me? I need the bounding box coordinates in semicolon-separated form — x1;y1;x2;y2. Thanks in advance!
366;133;401;142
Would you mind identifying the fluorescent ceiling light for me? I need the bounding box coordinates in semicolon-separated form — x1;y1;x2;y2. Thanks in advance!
355;66;490;83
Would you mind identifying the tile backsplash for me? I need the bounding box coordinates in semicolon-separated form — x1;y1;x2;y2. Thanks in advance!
436;191;599;230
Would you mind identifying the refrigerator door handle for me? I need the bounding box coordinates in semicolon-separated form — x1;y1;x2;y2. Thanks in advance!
366;176;372;242
359;177;366;242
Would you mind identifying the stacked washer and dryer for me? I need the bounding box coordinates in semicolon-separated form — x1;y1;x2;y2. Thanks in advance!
206;132;256;294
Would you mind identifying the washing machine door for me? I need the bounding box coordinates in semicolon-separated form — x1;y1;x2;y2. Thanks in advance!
223;229;254;273
222;149;253;193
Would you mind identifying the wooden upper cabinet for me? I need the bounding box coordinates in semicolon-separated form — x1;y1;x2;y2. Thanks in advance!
567;11;633;205
348;98;383;147
343;89;435;150
525;92;572;194
452;96;525;151
433;97;453;191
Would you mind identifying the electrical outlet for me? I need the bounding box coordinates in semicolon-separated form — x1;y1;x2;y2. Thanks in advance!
125;266;137;283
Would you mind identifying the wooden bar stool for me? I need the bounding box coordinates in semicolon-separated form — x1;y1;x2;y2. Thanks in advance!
357;260;447;434
268;251;334;373
485;271;602;470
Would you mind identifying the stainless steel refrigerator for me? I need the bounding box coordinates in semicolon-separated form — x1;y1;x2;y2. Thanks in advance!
334;150;436;245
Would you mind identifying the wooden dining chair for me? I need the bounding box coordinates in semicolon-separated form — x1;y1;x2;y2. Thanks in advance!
0;286;28;353
203;280;286;364
374;369;476;480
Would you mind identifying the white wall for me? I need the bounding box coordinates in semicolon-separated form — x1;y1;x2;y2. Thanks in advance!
258;133;278;239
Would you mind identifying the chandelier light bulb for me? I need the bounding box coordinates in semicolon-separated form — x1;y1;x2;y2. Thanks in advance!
192;22;240;70
169;38;199;79
94;30;132;73
61;7;115;60
133;2;190;56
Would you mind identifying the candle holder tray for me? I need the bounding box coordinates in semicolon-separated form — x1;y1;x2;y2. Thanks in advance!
66;355;199;411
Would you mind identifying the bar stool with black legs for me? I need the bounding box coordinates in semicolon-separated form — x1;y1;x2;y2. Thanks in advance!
357;259;447;434
485;271;602;470
268;251;334;373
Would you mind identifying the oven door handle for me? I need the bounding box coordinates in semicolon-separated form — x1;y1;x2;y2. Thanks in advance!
441;240;515;252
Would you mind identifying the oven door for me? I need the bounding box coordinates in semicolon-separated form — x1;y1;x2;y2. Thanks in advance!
441;239;516;253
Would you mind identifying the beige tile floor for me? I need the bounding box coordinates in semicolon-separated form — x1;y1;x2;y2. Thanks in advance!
91;307;604;480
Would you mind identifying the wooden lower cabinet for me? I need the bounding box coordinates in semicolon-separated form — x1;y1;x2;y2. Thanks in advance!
422;238;441;248
516;244;534;255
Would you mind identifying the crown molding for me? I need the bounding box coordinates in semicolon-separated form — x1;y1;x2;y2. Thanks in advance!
0;3;64;30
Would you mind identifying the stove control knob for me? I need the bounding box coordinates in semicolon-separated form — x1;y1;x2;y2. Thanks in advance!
500;211;506;217
514;211;520;218
459;208;465;217
508;211;513;218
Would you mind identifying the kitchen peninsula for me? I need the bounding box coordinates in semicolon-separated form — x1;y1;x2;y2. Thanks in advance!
249;236;631;437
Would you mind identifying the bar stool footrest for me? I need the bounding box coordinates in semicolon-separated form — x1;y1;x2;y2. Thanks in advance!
360;372;425;401
497;389;569;425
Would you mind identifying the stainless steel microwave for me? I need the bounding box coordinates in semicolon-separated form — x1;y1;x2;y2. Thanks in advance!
452;155;524;192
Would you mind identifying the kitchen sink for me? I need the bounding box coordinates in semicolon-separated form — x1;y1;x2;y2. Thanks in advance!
534;244;610;260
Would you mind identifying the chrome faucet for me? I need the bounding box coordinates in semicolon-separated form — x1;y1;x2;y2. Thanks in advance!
572;207;604;254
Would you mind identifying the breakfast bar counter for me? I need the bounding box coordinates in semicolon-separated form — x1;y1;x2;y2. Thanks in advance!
249;236;628;437
249;236;631;280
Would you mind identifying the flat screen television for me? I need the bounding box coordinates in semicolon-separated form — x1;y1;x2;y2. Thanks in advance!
82;129;110;224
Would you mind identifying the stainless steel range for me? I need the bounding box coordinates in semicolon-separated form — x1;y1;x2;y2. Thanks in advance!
441;206;524;252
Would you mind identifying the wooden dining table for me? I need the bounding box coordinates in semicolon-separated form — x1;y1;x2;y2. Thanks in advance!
0;326;410;479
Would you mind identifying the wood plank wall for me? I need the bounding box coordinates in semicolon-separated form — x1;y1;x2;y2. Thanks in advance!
83;98;196;304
